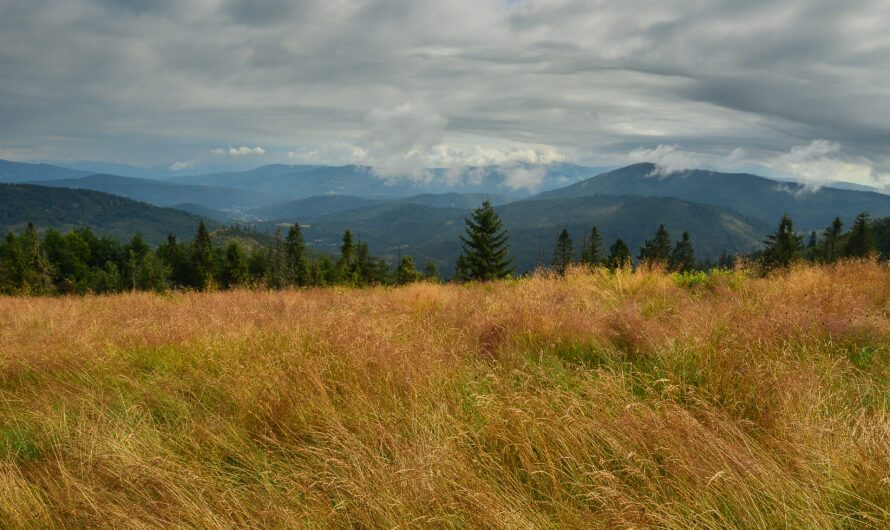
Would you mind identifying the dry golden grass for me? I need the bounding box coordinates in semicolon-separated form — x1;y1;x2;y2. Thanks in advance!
1;260;889;528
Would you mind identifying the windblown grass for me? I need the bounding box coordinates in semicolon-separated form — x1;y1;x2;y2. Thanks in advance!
1;260;889;528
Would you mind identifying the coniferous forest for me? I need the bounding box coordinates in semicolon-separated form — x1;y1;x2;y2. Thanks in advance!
1;198;884;296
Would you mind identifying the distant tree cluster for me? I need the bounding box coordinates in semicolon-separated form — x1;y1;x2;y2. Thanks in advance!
2;203;886;296
0;220;438;295
545;223;698;275
761;211;876;269
452;201;708;281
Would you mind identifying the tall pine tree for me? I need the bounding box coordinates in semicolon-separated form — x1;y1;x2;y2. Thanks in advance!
669;232;695;272
395;255;422;285
844;212;875;258
823;217;843;263
552;228;574;275
285;222;309;286
608;239;631;270
192;220;216;290
762;213;803;268
580;226;603;266
455;200;514;281
638;224;671;264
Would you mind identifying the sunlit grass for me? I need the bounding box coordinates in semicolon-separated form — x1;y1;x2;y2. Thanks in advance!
1;260;889;527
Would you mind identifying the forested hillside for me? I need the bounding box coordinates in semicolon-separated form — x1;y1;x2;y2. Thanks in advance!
0;183;217;244
535;163;890;229
39;174;275;209
297;196;770;275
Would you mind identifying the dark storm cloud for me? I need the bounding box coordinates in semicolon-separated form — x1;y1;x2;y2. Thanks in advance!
0;0;887;182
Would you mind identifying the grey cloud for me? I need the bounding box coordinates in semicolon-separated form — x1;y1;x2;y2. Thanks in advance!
0;0;888;182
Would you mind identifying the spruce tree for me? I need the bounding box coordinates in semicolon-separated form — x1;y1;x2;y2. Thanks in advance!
268;227;291;289
285;222;309;286
21;224;52;294
718;249;734;270
192;220;216;290
607;239;631;269
423;261;440;282
223;241;249;288
455;200;514;281
338;229;356;283
580;226;603;266
395;255;422;285
844;212;875;258
638;224;671;264
137;251;170;292
669;232;695;272
354;240;374;286
762;213;803;268
552;228;574;275
824;217;843;263
0;232;27;294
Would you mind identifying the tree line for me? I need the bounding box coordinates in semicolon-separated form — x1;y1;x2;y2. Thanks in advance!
0;220;433;295
759;211;875;268
452;201;882;281
0;201;882;295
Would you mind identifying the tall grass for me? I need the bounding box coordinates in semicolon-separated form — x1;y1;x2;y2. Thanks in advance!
1;260;888;527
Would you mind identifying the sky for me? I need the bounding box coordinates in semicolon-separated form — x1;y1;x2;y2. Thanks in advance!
1;0;888;187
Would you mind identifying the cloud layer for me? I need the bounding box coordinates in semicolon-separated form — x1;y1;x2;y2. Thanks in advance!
1;0;888;185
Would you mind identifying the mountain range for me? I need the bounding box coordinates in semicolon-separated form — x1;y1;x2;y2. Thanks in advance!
0;183;217;244
2;158;888;276
535;163;890;230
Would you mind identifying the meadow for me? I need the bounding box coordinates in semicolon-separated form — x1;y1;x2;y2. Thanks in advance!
1;261;889;528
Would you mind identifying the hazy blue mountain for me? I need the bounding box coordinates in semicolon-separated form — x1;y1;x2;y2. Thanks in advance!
393;193;515;209
172;163;611;201
824;181;885;193
38;174;276;210
0;183;218;244
247;195;384;221
172;164;325;187
534;163;890;230
53;160;178;179
296;195;769;276
249;193;517;223
170;203;231;223
0;159;91;182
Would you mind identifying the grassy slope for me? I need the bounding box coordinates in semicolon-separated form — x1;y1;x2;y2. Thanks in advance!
1;262;889;527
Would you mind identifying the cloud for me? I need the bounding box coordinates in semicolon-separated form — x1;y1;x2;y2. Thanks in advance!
286;143;367;165
768;139;881;191
502;166;547;191
168;159;195;171
1;0;889;183
357;101;449;182
211;146;266;156
627;144;753;177
626;139;890;190
628;145;705;176
334;101;568;186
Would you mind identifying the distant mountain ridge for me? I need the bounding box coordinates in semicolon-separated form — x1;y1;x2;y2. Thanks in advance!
295;195;771;275
248;193;516;222
171;163;610;200
0;183;218;244
6;158;890;272
0;160;91;182
534;163;890;230
36;174;276;210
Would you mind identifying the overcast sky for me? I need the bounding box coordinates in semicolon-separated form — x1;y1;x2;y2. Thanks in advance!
1;0;888;186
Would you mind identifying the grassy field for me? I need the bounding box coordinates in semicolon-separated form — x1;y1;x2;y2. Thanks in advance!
1;261;889;528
